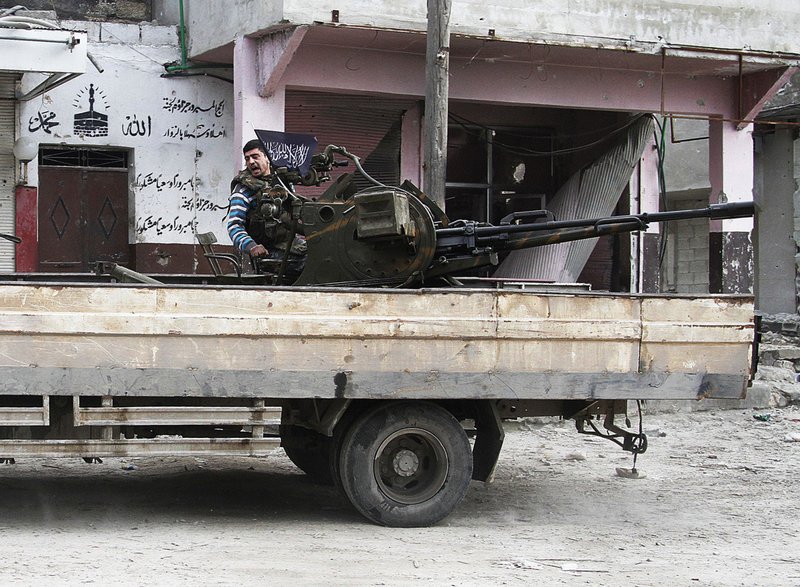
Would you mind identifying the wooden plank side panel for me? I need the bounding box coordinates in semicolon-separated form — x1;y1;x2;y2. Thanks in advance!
0;285;499;318
1;285;641;340
0;285;755;401
496;293;641;374
0;366;749;400
0;286;500;338
640;296;754;374
0;335;637;374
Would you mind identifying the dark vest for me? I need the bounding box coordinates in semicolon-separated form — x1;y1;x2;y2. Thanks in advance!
239;184;297;253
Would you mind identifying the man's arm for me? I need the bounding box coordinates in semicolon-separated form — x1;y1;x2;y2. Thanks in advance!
226;189;266;256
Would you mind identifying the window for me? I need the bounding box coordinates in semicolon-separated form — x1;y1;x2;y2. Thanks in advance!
39;148;129;169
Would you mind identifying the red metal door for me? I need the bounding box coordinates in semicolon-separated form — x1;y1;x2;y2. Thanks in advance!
38;167;129;272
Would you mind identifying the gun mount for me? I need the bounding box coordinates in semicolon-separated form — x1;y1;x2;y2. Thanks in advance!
258;142;755;288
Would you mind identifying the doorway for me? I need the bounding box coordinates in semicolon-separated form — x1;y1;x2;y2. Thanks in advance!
37;148;130;272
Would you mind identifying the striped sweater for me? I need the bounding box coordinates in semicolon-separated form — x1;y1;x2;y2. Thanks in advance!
226;187;257;253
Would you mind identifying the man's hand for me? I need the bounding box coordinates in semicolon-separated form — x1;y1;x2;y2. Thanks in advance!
249;244;268;257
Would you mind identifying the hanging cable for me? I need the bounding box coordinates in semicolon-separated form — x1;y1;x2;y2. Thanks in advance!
448;111;649;158
652;116;670;276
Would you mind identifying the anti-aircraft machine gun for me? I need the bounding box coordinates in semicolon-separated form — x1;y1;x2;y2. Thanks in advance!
254;130;755;288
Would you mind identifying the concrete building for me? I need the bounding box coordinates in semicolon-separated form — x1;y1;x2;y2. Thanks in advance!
14;20;234;273
648;72;800;314
754;74;800;315
3;1;800;288
0;7;87;272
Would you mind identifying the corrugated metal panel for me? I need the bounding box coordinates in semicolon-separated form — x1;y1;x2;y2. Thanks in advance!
0;73;18;99
0;74;20;272
285;91;415;197
495;116;654;283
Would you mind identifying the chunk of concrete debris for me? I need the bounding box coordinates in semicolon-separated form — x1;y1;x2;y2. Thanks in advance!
615;467;646;479
564;452;586;461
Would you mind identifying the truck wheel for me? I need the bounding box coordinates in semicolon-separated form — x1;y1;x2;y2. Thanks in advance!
338;401;472;527
280;425;334;485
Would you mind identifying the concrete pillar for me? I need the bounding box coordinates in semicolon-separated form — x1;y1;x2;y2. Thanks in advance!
708;119;754;294
795;136;800;313
400;103;423;187
635;134;662;293
233;35;285;175
753;129;796;313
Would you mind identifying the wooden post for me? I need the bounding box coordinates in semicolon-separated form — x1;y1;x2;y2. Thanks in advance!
424;0;451;210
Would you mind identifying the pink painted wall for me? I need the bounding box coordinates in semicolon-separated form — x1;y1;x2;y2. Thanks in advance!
281;43;738;119
233;35;286;175
709;119;754;233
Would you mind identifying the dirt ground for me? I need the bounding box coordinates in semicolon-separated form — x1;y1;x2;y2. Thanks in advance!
0;406;798;586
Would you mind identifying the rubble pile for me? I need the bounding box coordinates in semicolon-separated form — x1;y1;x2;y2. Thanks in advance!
754;312;800;407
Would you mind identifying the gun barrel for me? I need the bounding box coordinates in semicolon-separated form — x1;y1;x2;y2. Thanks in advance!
638;201;755;223
436;201;755;241
498;222;650;252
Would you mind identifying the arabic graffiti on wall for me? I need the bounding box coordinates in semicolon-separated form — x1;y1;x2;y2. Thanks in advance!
25;81;232;241
132;93;230;237
135;215;196;236
162;97;225;118
122;114;152;137
163;123;226;140
180;194;227;213
135;171;195;192
28;110;61;134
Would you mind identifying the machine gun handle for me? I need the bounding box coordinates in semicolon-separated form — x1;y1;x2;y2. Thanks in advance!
499;210;553;225
594;216;647;235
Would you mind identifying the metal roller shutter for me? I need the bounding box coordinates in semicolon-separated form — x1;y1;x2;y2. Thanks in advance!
0;73;19;272
285;91;416;197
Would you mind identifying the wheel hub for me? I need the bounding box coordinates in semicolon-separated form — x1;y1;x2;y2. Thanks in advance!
392;448;419;477
373;427;449;505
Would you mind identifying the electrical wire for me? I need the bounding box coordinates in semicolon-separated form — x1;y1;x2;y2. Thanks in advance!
448;111;649;158
99;26;172;69
652;116;670;277
161;71;233;83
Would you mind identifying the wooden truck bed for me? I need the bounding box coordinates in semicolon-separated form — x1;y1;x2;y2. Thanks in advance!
0;282;754;401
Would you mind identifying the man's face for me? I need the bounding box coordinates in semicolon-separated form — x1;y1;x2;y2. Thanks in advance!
244;148;270;177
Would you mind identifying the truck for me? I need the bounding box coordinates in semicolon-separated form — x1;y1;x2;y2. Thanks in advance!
0;137;757;527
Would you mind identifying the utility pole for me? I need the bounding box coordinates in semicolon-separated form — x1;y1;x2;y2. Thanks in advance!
424;0;451;210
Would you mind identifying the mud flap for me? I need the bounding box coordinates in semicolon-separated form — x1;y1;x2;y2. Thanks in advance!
472;401;505;482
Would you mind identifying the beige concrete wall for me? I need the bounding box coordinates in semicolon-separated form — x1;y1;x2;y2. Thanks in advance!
186;0;800;59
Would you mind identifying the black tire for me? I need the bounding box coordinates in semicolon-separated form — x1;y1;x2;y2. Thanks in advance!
280;425;335;485
338;401;472;527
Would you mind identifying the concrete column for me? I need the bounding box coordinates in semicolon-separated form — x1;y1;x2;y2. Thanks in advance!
400;103;423;187
795;136;800;313
634;134;661;293
753;129;796;313
708;119;754;294
233;35;285;175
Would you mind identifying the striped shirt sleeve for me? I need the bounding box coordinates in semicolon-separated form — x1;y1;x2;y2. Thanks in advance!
226;188;257;253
